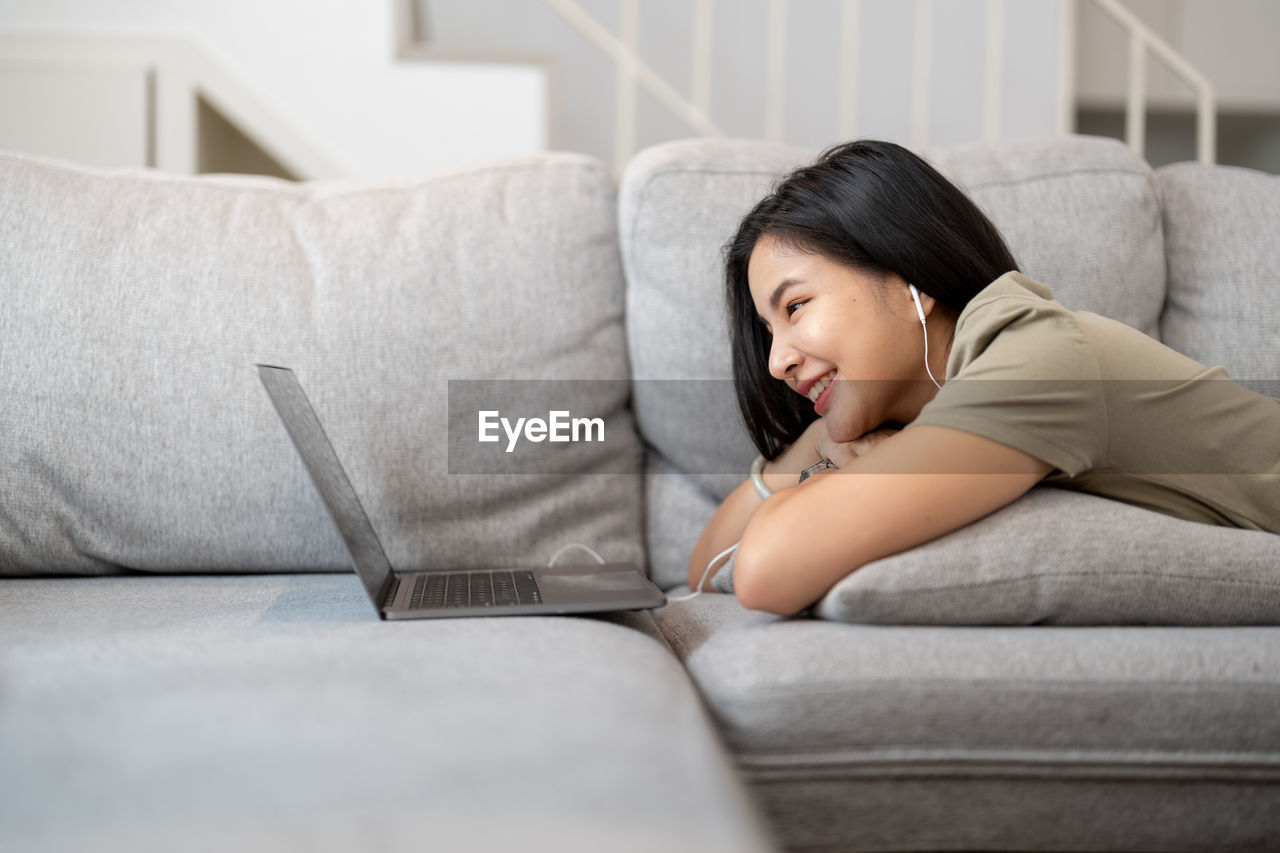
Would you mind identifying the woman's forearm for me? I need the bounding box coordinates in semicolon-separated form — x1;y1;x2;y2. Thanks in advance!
687;478;764;591
686;445;818;590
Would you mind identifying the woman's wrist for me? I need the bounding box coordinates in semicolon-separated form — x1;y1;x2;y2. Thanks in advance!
758;444;823;494
748;423;827;498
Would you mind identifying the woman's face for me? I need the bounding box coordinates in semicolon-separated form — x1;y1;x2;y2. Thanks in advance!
747;234;942;443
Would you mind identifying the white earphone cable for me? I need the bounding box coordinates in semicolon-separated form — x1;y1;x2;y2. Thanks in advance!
922;317;942;391
909;283;943;391
547;539;739;604
546;542;607;566
666;540;741;602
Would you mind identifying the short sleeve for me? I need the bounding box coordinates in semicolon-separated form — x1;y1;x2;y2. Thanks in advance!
909;286;1108;478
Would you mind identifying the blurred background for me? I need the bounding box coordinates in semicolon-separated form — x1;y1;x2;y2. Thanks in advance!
0;0;1276;180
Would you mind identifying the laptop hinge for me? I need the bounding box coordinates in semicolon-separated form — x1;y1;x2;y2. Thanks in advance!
380;575;401;611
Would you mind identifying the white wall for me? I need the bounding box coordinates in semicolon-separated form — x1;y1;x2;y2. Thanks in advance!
0;58;150;168
0;0;549;178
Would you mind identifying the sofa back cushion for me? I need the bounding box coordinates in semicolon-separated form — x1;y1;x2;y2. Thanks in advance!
1157;162;1280;394
619;135;1165;590
0;151;643;577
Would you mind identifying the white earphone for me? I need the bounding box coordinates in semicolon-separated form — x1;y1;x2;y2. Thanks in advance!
908;283;927;324
908;283;943;391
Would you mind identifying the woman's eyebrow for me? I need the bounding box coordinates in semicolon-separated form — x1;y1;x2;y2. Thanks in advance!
757;278;805;322
752;277;803;324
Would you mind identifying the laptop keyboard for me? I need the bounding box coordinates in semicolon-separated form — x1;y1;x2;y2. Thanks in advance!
407;570;542;610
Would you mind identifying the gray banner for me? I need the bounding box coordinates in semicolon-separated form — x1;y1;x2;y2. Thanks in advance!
447;379;1280;475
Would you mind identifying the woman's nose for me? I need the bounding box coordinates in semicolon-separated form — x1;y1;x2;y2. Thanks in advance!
768;335;802;380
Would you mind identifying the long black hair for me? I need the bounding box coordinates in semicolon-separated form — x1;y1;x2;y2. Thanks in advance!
724;138;1021;459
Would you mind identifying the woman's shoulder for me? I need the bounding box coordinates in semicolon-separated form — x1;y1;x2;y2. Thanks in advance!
949;270;1223;386
959;271;1060;324
946;271;1087;380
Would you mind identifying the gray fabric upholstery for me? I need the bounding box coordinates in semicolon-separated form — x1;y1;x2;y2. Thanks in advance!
653;589;1280;852
619;135;1166;591
0;574;779;853
1157;161;1280;391
0;150;644;577
701;487;1280;626
7;134;1280;853
816;486;1280;625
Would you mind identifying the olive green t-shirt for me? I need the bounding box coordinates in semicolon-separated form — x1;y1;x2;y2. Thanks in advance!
910;271;1280;534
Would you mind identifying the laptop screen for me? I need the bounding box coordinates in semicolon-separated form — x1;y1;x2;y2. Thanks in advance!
257;365;394;607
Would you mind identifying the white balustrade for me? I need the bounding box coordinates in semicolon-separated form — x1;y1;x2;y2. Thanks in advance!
544;0;1217;168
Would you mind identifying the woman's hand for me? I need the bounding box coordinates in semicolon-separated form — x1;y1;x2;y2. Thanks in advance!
811;421;902;470
760;420;901;493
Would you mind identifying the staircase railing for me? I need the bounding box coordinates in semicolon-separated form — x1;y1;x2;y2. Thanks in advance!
1088;0;1215;163
542;0;1217;173
4;1;1218;179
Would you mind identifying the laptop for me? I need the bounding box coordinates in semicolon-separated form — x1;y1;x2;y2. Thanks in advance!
256;364;666;620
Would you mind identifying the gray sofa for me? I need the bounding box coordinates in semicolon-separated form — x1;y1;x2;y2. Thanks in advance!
1;133;1277;852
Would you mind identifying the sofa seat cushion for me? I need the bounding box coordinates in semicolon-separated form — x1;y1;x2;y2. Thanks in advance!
1157;161;1280;396
0;150;643;577
619;135;1166;591
0;574;778;853
654;592;1280;852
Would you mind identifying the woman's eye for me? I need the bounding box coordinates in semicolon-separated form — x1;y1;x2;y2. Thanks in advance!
786;300;805;316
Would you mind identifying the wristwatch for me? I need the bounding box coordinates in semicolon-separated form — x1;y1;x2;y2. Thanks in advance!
798;457;837;483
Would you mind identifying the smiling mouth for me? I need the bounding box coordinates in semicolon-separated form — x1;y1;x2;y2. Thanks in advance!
806;369;836;403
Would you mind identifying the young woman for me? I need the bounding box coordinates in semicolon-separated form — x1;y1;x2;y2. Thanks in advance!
689;139;1280;616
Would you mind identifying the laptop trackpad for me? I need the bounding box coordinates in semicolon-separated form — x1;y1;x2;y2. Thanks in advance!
537;570;654;603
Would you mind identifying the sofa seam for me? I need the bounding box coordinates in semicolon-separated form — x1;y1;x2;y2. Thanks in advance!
839;569;1280;596
733;747;1280;766
731;748;1280;781
703;680;1280;703
624;164;1153;267
963;167;1153;192
0;152;611;201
